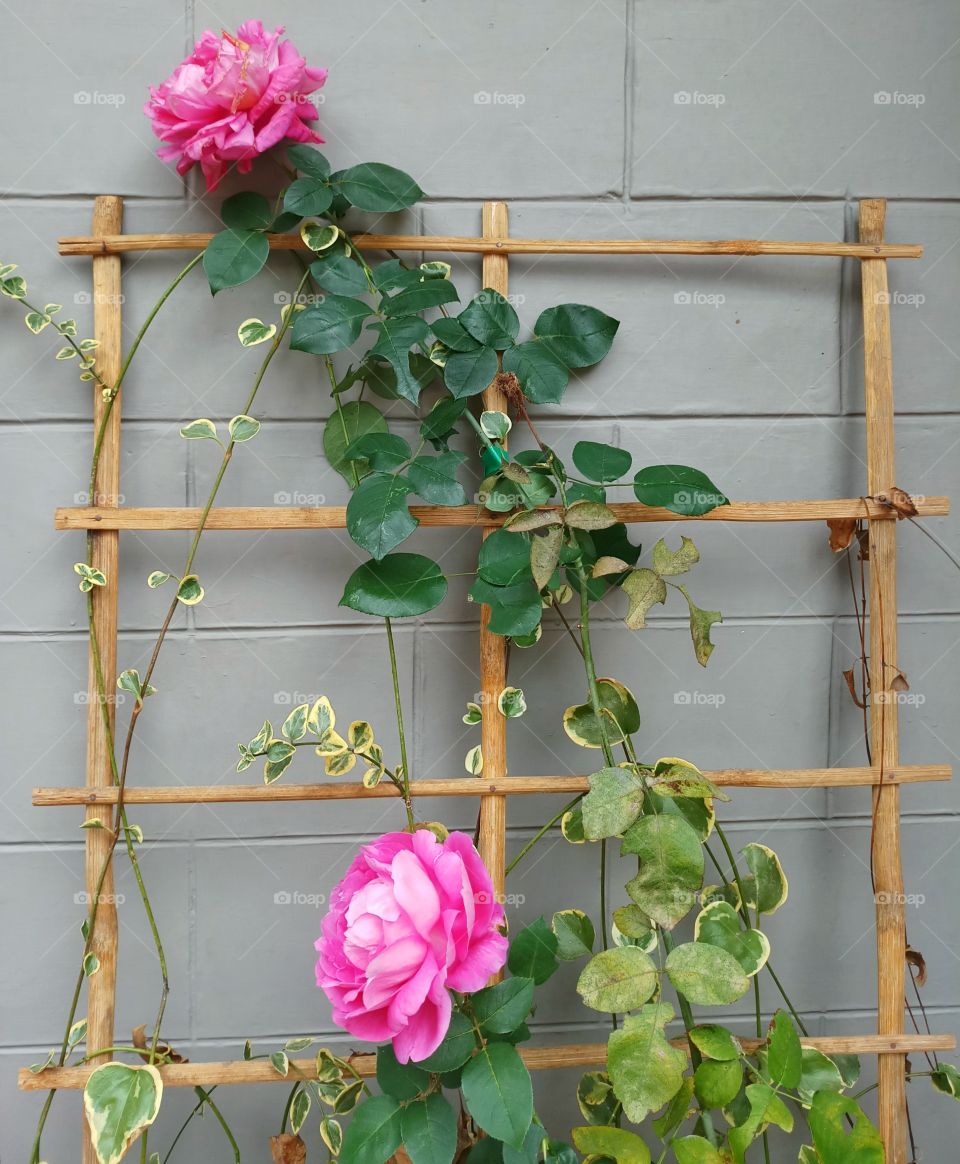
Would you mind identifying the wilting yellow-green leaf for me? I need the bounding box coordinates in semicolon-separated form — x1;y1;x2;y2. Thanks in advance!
621;568;666;630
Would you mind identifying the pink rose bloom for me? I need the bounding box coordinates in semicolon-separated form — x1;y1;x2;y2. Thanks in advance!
145;20;327;191
316;830;507;1063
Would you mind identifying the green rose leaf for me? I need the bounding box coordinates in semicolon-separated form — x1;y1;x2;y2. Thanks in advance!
694;1058;743;1109
501;342;569;404
728;1083;794;1164
572;441;632;484
688;1025;741;1062
607;1003;687;1123
341;553;448;618
552;909;596;960
665;942;750;1006
468;577;542;638
287;144;331;179
478;530;533;586
284;176;334;217
367;317;431;404
418;1012;476;1072
694;900;770;977
533;304;619;368
472;977;535;1034
576;947;658;1013
443;345;499;399
808;1091;884;1164
311;254;369;296
345;474;417;560
383;280;459;318
582;767;646;840
401;1093;458;1164
632;465;729;517
672;1136;728;1163
797;1048;848;1103
432;316;481;351
221;191;273;230
83;1062;163;1164
460;290;520;350
406;452;468;506
323;400;388;484
338;1093;403;1164
571;1126;650;1164
623;813;703;929
376;1043;429;1101
291;295;373;355
203;228;270;294
336;163;424;212
461;1042;533;1149
507;916;559;985
344;432;412;473
563;678;640;749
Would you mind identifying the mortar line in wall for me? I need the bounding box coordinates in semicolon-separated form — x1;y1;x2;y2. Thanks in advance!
825;612;840;821
620;0;636;205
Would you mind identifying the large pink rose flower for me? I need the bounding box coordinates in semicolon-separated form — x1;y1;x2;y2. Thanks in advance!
316;830;507;1063
145;20;327;191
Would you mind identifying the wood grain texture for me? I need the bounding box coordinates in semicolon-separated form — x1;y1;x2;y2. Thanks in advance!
860;198;907;1164
54;496;950;531
32;765;951;806
20;1034;955;1092
83;195;123;1164
57;232;923;259
477;202;509;977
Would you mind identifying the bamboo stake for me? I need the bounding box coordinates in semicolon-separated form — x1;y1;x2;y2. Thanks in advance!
860;199;907;1163
57;232;923;260
53;496;950;532
31;765;952;806
20;1034;955;1092
82;195;123;1164
477;202;509;974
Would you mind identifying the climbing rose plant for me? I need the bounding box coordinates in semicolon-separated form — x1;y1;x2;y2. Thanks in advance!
4;18;958;1164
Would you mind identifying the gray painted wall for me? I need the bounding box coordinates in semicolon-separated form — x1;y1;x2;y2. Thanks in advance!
2;1;959;1159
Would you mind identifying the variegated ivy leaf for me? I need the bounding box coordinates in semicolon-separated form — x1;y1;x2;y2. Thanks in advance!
236;745;254;772
362;766;383;788
83;1062;164;1164
420;260;451;280
79;338;100;352
127;824;144;845
56;346;78;360
29;1048;56;1074
57;318;78;336
0;263;17;279
74;562;107;592
176;575;204;605
146;571;171;589
465;745;483;775
80;818;106;830
498;686;527;718
117;668;155;704
308;696;335;737
0;275;26;299
463;701;483;725
320;1116;343;1155
25;310;51;333
179;418;220;442
290;1087;312;1135
325;749;357;777
248;720;272;754
480;410;512;440
44;302;62;315
739;843;788;915
264;752;294;784
266;739;296;764
83;952;100;977
561;807;585;843
284;1036;314;1053
271;1051;290;1077
282;703;310;742
237;317;278;347
347;720;375;751
228;414;261;442
315;729;348;757
301;222;340;252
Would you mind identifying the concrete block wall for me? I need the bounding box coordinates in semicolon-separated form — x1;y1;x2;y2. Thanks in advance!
2;1;958;1158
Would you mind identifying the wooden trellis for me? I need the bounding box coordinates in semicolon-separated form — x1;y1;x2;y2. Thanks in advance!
18;197;956;1164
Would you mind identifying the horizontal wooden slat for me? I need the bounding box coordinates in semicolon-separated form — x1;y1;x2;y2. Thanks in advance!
58;232;924;259
54;497;950;532
31;765;951;807
20;1034;954;1091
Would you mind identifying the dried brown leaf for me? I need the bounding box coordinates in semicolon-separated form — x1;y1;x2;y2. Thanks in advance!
906;945;927;987
890;670;910;693
131;1023;187;1064
827;518;857;552
270;1134;307;1164
842;668;867;710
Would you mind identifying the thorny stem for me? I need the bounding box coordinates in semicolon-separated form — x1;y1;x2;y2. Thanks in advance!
384;616;415;830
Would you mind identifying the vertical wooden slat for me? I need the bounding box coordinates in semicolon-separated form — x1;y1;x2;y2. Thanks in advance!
83;195;124;1164
478;202;509;967
860;198;906;1164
